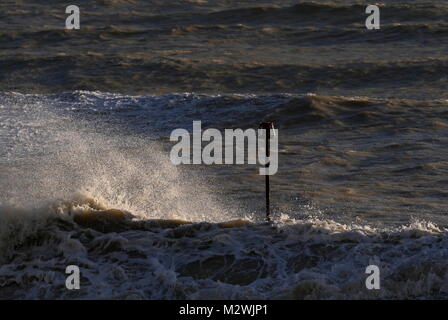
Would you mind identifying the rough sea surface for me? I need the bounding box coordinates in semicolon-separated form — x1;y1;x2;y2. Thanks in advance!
1;1;448;299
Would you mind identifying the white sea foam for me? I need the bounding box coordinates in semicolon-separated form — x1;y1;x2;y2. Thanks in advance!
1;201;448;299
0;92;241;222
1;92;448;299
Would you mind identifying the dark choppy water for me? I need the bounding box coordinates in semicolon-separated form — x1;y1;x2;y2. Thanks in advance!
1;1;448;299
1;0;447;98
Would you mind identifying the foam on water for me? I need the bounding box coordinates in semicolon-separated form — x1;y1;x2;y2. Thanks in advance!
0;92;243;223
1;201;448;299
1;92;448;299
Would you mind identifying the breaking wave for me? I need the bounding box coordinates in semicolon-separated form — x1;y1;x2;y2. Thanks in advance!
1;91;447;299
1;199;448;299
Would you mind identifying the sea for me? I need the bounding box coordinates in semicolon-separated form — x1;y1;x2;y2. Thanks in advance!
0;0;447;299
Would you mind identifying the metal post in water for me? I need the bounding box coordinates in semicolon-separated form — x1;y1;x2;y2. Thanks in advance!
260;122;274;222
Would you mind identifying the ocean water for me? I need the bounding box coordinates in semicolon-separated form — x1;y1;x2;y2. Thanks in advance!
1;1;448;299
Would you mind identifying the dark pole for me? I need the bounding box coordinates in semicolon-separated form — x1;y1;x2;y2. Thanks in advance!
260;122;274;222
